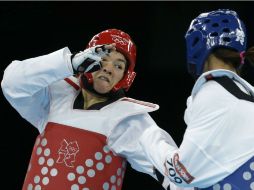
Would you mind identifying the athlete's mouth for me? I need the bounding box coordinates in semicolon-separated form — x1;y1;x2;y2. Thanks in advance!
98;76;110;83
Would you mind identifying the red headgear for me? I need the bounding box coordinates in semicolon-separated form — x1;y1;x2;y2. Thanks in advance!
87;29;136;91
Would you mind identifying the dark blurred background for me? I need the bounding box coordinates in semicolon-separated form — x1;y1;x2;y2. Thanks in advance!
1;1;254;189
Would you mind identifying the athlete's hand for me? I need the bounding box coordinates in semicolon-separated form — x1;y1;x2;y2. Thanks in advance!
71;44;116;74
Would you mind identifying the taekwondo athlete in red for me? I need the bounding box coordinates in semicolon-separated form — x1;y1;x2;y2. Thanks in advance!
1;29;191;190
139;9;254;189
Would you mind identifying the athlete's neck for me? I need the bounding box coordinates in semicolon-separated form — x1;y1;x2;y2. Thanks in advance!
82;89;108;109
203;54;237;73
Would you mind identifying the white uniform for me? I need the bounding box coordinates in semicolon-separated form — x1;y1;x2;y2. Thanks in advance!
1;47;192;190
140;69;254;188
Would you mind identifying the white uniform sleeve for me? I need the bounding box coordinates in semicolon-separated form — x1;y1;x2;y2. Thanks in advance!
139;81;236;188
107;113;194;190
1;47;74;132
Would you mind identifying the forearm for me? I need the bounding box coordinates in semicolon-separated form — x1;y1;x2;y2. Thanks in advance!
1;47;73;99
139;127;177;176
139;127;196;189
1;47;74;130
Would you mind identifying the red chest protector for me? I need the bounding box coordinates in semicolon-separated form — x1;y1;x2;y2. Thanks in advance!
22;122;126;190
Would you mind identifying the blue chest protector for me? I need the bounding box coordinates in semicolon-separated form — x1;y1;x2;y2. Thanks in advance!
199;156;254;190
198;76;254;190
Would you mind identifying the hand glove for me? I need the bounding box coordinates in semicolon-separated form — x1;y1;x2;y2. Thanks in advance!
71;45;110;74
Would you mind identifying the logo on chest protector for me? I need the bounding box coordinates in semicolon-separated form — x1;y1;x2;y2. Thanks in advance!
56;139;79;167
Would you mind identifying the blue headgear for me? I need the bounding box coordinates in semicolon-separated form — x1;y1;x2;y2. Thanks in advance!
185;9;247;77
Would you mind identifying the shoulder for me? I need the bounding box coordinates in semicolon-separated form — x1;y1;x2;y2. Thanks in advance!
189;80;230;111
192;70;236;97
191;70;241;103
187;71;238;119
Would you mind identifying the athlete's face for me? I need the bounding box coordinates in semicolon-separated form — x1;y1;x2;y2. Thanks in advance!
92;50;126;94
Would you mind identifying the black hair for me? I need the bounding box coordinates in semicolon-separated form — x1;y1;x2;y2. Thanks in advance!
210;46;254;75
